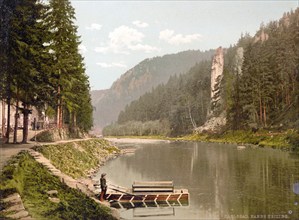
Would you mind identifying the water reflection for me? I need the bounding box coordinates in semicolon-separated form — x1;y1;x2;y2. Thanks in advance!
95;142;299;219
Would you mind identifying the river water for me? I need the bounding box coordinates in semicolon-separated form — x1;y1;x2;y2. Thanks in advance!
95;141;299;219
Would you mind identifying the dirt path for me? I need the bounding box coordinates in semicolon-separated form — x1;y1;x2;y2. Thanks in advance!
0;130;39;172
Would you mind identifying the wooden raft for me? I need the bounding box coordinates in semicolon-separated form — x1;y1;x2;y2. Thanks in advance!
105;181;189;203
132;181;174;192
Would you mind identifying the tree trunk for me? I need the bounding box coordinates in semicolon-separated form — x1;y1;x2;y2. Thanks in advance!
188;103;197;129
57;85;62;129
13;93;19;143
73;112;77;127
5;96;11;143
22;104;29;144
2;99;6;142
5;72;11;143
263;104;267;127
259;97;263;125
60;100;63;128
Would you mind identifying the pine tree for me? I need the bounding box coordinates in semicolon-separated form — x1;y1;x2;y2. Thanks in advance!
0;0;20;142
46;0;93;131
5;0;53;143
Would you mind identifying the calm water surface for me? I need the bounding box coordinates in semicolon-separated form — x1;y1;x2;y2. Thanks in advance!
95;142;299;219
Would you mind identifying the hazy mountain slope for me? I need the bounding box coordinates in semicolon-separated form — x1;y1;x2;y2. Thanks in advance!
90;90;108;107
92;49;214;129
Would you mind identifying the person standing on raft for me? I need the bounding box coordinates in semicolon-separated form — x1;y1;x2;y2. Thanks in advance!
100;173;107;201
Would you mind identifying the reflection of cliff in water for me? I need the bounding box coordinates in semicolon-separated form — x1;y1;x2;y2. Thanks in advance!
97;142;299;219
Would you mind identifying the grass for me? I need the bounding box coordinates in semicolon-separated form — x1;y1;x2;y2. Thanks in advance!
33;138;120;179
182;130;297;150
0;152;116;220
106;130;299;151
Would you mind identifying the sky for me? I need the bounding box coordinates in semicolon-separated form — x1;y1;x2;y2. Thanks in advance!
70;0;299;91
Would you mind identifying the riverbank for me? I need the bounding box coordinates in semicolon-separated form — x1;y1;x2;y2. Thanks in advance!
106;137;170;144
184;129;299;150
0;138;120;219
105;129;299;151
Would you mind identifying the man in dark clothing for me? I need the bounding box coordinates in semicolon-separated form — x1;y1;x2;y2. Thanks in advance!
100;173;107;201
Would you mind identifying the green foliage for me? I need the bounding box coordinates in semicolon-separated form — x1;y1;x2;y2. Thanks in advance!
103;120;171;136
32;130;55;142
0;152;116;219
287;130;299;150
0;0;94;142
186;130;292;150
33;139;119;178
46;0;93;131
228;9;299;129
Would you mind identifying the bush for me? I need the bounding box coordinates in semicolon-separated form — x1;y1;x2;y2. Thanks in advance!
287;130;299;150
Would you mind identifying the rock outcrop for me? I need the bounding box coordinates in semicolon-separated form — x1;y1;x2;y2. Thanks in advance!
234;47;244;76
210;47;224;101
254;29;269;43
196;46;246;133
196;47;226;133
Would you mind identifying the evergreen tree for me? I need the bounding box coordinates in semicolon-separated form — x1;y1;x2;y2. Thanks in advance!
6;0;53;143
0;0;20;142
46;0;93;130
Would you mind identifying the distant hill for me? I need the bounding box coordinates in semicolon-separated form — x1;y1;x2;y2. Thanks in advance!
90;89;108;107
92;49;215;129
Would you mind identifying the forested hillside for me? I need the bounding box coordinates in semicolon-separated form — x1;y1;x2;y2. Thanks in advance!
105;61;212;136
93;50;214;129
103;9;299;137
227;10;299;130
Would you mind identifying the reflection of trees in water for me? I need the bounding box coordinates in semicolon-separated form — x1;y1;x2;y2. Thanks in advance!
106;143;299;217
227;149;299;216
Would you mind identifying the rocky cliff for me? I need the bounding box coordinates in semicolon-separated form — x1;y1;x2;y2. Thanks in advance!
92;50;214;130
196;46;246;133
210;47;224;101
197;47;226;133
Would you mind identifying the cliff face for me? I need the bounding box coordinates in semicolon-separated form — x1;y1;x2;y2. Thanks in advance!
92;50;214;130
197;47;226;133
196;46;246;133
210;47;224;100
234;47;244;76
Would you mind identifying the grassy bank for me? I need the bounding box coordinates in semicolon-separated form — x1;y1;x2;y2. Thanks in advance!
0;152;116;219
33;138;120;179
181;129;299;150
106;129;299;151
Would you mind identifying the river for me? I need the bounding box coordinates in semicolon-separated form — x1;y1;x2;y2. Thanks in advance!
94;141;299;219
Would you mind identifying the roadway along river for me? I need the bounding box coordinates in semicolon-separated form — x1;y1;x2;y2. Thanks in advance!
94;141;299;219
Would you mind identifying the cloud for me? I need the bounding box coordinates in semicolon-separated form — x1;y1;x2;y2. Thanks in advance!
94;46;110;54
86;23;102;31
128;44;159;53
132;20;149;28
94;25;159;54
159;29;202;45
78;44;87;54
96;62;127;69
